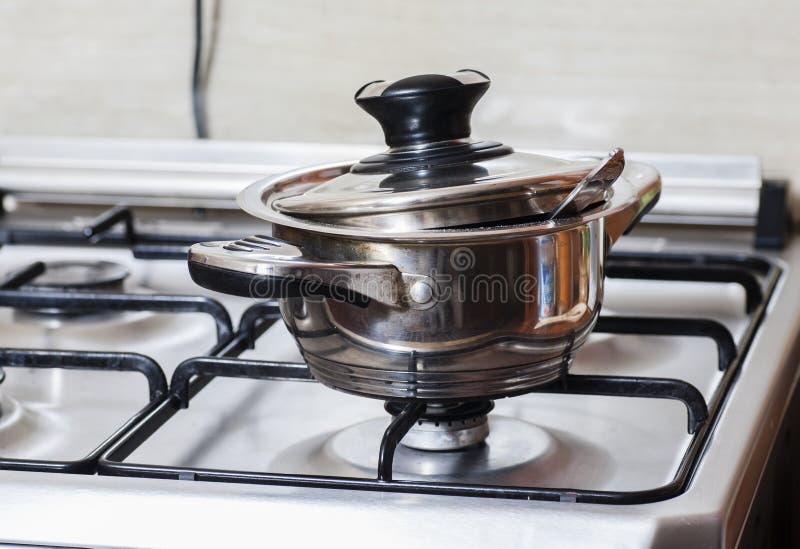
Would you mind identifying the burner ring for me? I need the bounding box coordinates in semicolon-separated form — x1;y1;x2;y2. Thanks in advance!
11;260;131;318
385;400;494;451
21;260;129;291
385;400;494;422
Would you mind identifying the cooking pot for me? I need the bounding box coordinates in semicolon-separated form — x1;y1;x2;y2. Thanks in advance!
188;70;661;402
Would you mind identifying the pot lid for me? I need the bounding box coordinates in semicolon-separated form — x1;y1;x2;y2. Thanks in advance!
271;70;625;231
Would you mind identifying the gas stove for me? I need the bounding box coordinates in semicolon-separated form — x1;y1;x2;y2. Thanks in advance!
0;136;796;548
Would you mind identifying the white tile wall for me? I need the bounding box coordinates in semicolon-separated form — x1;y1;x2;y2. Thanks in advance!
1;0;798;209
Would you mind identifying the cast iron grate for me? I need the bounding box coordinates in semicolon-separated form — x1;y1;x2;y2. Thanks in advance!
0;256;234;474
96;251;781;504
0;204;227;260
0;349;167;474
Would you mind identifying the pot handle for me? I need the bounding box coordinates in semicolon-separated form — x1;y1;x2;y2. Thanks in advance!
188;235;436;309
603;162;662;245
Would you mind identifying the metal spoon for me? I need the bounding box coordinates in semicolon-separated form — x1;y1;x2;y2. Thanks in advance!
547;147;625;220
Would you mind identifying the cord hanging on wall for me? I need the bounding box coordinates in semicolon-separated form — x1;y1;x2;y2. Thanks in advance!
192;0;221;139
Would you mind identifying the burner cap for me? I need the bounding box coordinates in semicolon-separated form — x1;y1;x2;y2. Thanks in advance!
318;415;560;482
22;261;129;291
13;260;131;318
385;400;494;451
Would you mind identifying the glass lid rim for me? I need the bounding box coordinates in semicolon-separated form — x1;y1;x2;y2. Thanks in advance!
271;155;601;221
236;159;654;241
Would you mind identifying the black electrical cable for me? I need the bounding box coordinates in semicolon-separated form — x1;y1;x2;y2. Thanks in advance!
203;0;221;88
191;0;208;138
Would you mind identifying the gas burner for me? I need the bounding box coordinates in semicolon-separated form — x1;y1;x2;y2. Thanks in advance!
22;260;129;292
281;415;574;486
16;260;130;318
385;400;494;451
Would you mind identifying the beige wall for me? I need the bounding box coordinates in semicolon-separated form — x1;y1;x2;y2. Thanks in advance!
1;1;799;204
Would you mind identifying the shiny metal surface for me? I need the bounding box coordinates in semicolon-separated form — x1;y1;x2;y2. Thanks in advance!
272;152;599;230
0;245;255;466
46;230;781;549
0;136;763;227
129;273;749;489
290;70;619;231
276;218;606;400
395;414;490;451
0;139;794;549
0;246;252;372
317;416;547;477
547;147;625;219
0;248;785;549
22;260;129;290
190;237;436;309
237;159;659;241
191;158;659;400
17;260;131;316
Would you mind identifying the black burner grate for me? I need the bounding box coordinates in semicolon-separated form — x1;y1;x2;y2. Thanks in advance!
0;243;234;474
0;204;235;260
93;252;781;505
0;348;166;473
0;205;782;500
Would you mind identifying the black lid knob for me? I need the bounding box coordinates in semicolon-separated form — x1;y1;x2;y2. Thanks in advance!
355;70;490;148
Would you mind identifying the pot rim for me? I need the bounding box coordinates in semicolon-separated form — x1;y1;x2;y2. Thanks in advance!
238;160;661;244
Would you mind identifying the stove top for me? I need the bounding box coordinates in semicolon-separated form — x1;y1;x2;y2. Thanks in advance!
0;137;796;549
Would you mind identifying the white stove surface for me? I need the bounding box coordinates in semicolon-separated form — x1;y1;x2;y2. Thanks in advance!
122;273;745;494
0;233;792;549
0;139;796;549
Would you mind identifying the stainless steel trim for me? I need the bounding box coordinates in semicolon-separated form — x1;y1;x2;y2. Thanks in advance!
188;238;436;309
547;147;625;219
0;137;764;226
237;160;659;242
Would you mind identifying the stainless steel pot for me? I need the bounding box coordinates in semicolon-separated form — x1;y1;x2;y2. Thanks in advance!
188;70;661;401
